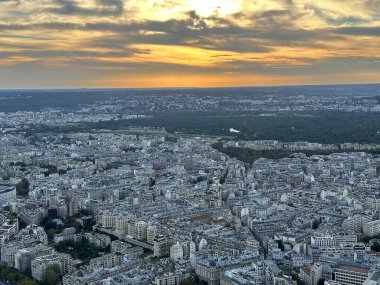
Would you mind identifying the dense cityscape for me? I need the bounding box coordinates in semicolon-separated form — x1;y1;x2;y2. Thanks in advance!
0;87;378;285
1;0;380;284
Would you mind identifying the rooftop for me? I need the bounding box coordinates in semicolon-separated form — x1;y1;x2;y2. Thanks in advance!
336;265;369;274
0;184;14;194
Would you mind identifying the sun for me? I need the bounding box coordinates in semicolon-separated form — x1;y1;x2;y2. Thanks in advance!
185;0;240;17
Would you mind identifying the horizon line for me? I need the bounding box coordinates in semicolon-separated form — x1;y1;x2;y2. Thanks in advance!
1;82;380;91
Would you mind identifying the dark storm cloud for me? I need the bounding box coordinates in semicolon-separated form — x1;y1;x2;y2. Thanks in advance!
0;45;143;60
333;26;380;36
0;9;373;58
47;0;124;16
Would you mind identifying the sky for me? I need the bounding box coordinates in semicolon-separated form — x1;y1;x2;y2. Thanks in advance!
0;0;380;88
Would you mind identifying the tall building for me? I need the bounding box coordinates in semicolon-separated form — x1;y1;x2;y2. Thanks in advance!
147;225;157;245
170;242;184;261
155;273;180;285
154;235;169;257
135;221;147;241
182;241;196;259
246;239;260;254
115;216;129;234
332;265;369;285
88;253;123;270
310;263;323;285
15;244;54;273
342;215;371;233
84;233;111;248
31;254;61;281
311;234;357;249
68;198;79;217
301;263;323;285
366;197;380;211
362;220;380;237
100;211;116;229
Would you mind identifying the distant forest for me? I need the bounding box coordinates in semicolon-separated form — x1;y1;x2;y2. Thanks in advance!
33;111;380;144
4;85;379;144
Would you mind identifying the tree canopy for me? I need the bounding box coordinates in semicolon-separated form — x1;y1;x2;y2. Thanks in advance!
42;264;61;285
16;177;30;196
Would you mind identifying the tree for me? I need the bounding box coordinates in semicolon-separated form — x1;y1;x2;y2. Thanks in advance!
20;279;38;285
16;177;30;196
0;264;36;285
317;278;325;285
292;273;306;285
42;165;59;177
149;178;156;187
19;219;28;230
191;275;208;285
362;236;371;243
277;240;285;251
42;264;61;285
2;175;10;181
372;242;380;252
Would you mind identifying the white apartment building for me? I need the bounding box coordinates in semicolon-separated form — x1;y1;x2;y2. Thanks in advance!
155;273;180;285
332;265;369;285
363;220;380;237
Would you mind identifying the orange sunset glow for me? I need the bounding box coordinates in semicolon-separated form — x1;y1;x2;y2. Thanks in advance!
0;0;380;88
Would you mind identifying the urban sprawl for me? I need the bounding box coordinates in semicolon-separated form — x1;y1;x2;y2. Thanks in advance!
0;92;379;285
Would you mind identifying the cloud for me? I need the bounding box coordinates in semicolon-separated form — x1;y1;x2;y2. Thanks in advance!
0;0;380;87
333;26;380;36
46;0;124;16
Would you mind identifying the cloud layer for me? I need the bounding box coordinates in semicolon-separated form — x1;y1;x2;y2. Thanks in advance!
0;0;380;87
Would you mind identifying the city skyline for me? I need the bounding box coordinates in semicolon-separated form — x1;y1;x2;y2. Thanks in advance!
1;0;380;88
